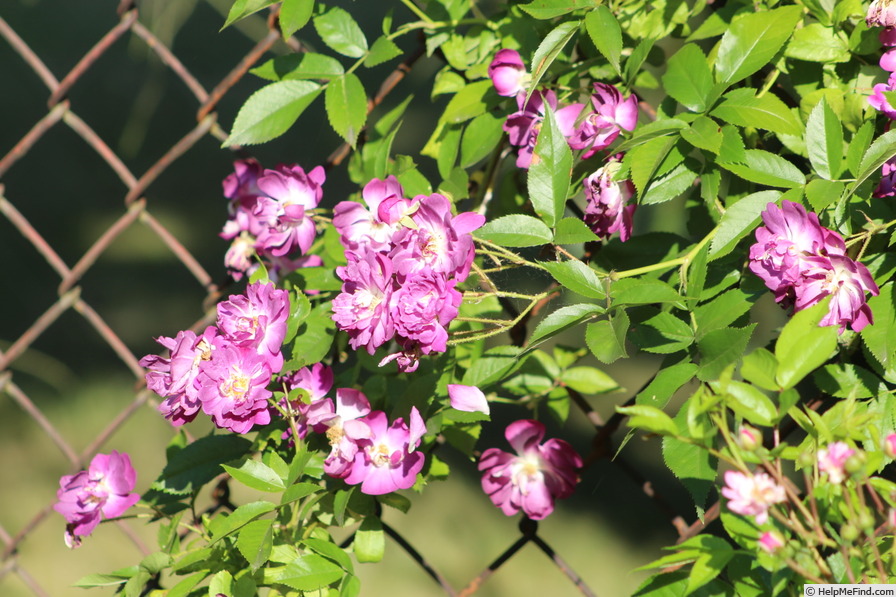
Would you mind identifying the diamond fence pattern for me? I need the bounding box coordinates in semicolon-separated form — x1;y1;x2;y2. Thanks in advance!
0;2;719;595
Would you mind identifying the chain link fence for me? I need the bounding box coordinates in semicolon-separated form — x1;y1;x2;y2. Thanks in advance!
0;2;719;595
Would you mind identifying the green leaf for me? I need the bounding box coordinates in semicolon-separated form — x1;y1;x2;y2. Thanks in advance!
663;435;716;512
223;0;277;30
476;214;553;247
209;501;276;541
714;6;803;85
614;118;687;154
304;537;354;573
696;325;756;381
280;482;323;505
325;74;367;148
521;0;593;19
625;135;676;198
585;6;622;75
681;116;723;153
365;36;402;67
224;81;321;146
635;360;698;409
844;121;874;178
354;516;385;563
848;128;896;197
279;0;314;39
528;21;579;101
720;150;805;188
286;301;336;370
443;80;493;124
617;405;679;436
460;112;504;167
153;435;252;494
585;312;629;364
724;381;777;426
461;346;525;387
708;190;781;260
553;216;600;244
814;363;879;399
638;311;694;354
164;573;204;597
277;554;344;590
711;90;802;137
251;53;345;82
528;104;572;227
313;7;368;58
862;283;896;379
805;97;843;180
805;179;844;212
693;289;753;338
209;570;234;597
559;366;619;394
237;519;274;571
610;278;683;305
662;44;714;113
540;260;606;300
222;460;286;493
740;347;779;391
775;299;838;390
641;162;699;205
785;23;850;63
73;573;131;588
527;303;604;348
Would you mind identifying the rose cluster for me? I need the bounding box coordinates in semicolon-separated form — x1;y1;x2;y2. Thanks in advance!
54;451;139;548
749;201;878;332
331;176;485;372
140;281;289;432
220;159;325;281
489;49;637;242
277;363;426;495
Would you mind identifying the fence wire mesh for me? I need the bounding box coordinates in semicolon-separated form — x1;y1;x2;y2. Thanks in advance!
0;2;719;595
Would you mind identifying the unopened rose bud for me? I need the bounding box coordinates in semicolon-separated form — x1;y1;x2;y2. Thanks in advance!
884;433;896;459
845;452;865;477
858;511;875;531
738;425;762;451
841;522;860;542
758;530;784;554
488;49;527;97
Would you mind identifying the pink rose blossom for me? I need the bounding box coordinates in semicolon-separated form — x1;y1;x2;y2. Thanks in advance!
390;269;462;355
874;157;896;198
332;252;396;354
503;90;581;169
447;384;490;415
882;49;896;72
216;281;289;372
582;155;636;242
817;442;855;484
223;158;263;210
343;408;427;495
795;254;878;333
869;73;896;120
721;470;785;525
868;0;896;28
489;49;527;97
254;164;325;256
308;388;374;478
478;420;581;520
759;530;784;554
561;83;638;158
54;451;139;548
140;326;218;426
197;339;273;434
333;176;410;257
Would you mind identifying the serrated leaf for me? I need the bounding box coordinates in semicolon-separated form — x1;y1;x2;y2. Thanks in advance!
277;554;344;590
711;90;802;137
724;380;777;426
224;81;321;146
314;7;368;58
785;22;850;63
586;312;629;364
640;162;698;205
304;537;354;572
721;149;804;188
540;260;606;299
280;482;323;505
325;73;367;148
681;116;722;153
663;434;716;512
585;6;622;75
279;0;314;39
476;214;553;247
708;190;781;260
617;405;679;436
528;103;572;227
775;299;838;390
460;112;503;167
527;21;579;102
848;128;896;198
693;289;753;338
559;366;619;394
696;324;756;381
813;363;879;399
610;278;683;305
365;36;401;67
251;53;344;82
662;44;714;113
714;6;803;85
443;80;493;123
635;360;698;408
223;460;286;492
520;0;593;19
625;135;676;197
223;0;277;30
237;519;274;571
527;303;604;348
209;501;276;541
153;435;252;495
553;217;600;244
805;97;843;180
862;283;896;378
461;345;526;387
740;347;779;391
639;311;694;354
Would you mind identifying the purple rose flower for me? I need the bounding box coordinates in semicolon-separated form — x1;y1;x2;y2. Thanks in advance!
562;83;638;158
140;326;218;426
448;384;490;415
869;73;896;119
343;408;426;495
582;155;636;242
795;254;878;332
478;419;581;520
216;281;289;372
307;388;374;479
54;451;139;548
332;252;396;354
390;269;462;355
868;0;896;28
254;164;325;256
503;90;581;169
875;157;896;197
333;176;410;257
196;338;273;434
223;158;264;211
488;48;527;97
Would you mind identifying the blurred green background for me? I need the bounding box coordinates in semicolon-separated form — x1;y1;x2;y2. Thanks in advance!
0;1;732;595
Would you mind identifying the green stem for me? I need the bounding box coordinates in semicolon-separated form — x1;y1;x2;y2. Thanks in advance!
613;226;718;280
400;0;433;23
448;292;547;346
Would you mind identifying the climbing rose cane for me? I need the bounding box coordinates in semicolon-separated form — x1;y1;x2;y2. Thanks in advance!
54;451;139;548
478;419;581;520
